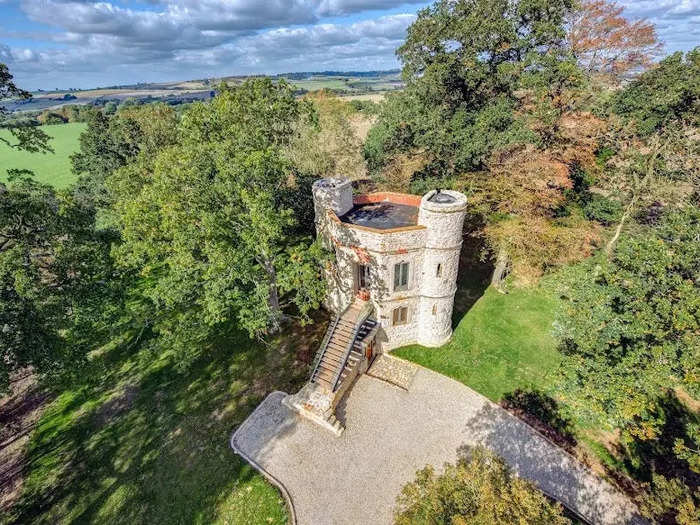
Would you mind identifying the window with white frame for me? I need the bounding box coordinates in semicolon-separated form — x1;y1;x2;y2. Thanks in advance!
394;262;409;291
392;306;408;326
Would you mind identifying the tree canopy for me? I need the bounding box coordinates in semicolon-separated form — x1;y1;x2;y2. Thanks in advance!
0;177;117;391
365;0;578;177
567;0;661;81
109;79;329;363
610;48;700;136
395;447;569;525
554;206;699;437
0;64;120;391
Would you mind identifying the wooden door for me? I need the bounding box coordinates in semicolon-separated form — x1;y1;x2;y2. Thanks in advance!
365;340;374;362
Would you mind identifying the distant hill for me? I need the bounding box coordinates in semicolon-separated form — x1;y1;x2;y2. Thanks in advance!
10;70;401;114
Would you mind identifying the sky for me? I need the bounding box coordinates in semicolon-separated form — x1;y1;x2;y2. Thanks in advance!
0;0;698;91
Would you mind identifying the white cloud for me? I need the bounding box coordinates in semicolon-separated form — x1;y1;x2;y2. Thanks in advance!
2;0;697;89
318;0;426;16
4;8;416;88
616;1;700;52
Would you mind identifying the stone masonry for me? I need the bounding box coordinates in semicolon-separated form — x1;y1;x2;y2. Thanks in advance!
312;178;467;352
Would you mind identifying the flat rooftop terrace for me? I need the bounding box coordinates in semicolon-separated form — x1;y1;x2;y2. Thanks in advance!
339;201;418;230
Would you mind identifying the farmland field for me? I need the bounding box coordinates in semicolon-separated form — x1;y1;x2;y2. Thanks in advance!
0;122;85;189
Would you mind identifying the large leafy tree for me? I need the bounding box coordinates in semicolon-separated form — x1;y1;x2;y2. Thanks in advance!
554;206;699;445
365;0;578;177
395;447;569;525
0;178;117;391
71;103;178;207
610;48;700;136
1;65;117;391
110;79;328;362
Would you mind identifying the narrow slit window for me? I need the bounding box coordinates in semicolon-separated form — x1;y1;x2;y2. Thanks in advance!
394;262;409;291
436;263;442;278
432;304;437;316
392;306;408;326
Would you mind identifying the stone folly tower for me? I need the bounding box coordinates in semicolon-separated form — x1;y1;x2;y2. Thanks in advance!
285;180;466;435
312;178;467;352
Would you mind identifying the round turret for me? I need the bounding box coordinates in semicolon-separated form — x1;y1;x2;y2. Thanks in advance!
418;189;468;249
417;189;467;347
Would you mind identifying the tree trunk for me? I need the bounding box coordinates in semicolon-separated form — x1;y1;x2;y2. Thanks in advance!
606;140;660;256
491;247;510;294
605;198;635;256
262;258;283;333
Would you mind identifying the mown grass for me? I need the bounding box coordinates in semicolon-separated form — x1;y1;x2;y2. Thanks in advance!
396;283;562;402
0;123;85;189
6;318;326;525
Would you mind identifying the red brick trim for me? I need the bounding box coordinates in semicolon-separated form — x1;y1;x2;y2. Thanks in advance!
353;192;422;207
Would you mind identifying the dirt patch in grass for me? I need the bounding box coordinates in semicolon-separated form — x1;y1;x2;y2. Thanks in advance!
93;385;140;428
0;370;51;513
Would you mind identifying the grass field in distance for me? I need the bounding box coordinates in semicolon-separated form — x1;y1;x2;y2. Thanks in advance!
0;122;86;189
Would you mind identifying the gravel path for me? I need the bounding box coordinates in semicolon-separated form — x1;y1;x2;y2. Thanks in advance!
232;366;643;525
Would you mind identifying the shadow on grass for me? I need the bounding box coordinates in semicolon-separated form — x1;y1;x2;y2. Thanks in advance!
500;389;577;452
451;220;493;329
7;317;327;525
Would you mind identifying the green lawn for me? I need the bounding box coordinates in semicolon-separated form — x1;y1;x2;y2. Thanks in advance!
7;320;325;525
0;122;85;189
395;282;561;402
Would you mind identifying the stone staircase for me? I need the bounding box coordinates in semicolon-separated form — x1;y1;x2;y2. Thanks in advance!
310;300;373;392
284;300;375;436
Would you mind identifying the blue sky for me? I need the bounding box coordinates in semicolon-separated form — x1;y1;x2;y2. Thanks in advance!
0;1;698;90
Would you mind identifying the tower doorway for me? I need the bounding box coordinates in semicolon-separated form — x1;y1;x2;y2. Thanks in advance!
356;264;370;299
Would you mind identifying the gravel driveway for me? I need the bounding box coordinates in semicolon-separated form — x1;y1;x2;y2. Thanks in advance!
232;363;643;525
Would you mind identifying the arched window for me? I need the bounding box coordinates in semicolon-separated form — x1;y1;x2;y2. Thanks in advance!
436;263;442;278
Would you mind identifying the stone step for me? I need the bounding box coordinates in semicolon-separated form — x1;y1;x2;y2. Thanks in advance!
316;360;341;374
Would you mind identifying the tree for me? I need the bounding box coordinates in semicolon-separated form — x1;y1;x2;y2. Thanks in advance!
0;65;119;392
567;0;662;81
285;90;365;181
553;206;699;444
110;79;328;363
0;63;52;155
553;206;700;524
0;178;117;391
610;48;700;136
395;447;569;525
365;0;578;177
71;103;178;207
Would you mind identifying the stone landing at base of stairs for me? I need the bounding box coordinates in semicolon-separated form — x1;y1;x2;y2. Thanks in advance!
282;383;343;436
367;354;418;390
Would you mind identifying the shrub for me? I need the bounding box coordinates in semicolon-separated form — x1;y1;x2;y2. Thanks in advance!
583;194;622;225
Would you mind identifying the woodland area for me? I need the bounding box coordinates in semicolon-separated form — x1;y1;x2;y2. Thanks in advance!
1;0;698;524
